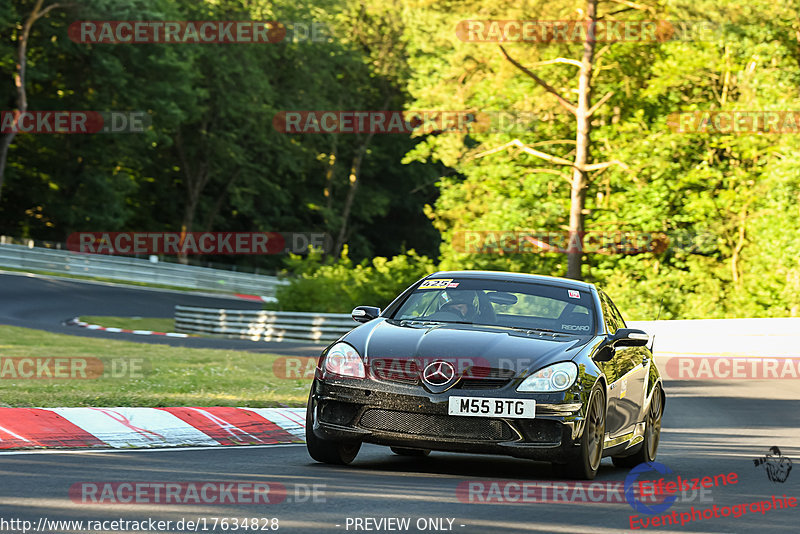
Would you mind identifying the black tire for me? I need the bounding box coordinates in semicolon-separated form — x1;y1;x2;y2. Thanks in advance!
305;390;361;465
612;385;663;468
390;447;431;457
553;386;606;480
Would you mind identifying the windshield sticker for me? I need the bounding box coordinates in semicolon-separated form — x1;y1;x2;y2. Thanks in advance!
447;282;459;288
568;290;580;298
419;278;453;289
562;324;590;331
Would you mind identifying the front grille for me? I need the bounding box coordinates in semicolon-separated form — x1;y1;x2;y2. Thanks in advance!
369;358;419;384
368;359;516;390
457;366;516;390
359;409;514;441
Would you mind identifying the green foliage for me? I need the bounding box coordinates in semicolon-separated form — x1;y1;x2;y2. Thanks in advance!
3;0;800;320
276;247;435;312
399;0;800;319
0;0;441;268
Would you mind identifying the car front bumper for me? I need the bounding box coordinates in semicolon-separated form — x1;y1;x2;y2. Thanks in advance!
309;379;588;462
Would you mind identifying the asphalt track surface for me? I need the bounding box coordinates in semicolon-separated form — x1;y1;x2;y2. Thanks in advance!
1;271;799;532
0;271;322;356
0;380;797;533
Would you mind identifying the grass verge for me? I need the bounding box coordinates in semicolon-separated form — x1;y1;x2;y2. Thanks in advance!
0;325;311;407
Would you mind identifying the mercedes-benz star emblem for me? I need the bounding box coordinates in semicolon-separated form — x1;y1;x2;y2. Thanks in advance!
422;361;456;386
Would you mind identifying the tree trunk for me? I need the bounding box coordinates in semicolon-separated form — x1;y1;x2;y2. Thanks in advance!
321;138;338;260
324;137;337;212
203;170;240;232
497;0;624;280
566;0;598;281
175;129;209;264
334;154;362;257
0;0;48;203
178;214;194;264
0;131;16;202
334;128;376;256
731;207;748;285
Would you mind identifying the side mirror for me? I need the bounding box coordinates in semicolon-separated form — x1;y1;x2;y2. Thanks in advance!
352;305;381;323
610;328;649;347
594;345;614;362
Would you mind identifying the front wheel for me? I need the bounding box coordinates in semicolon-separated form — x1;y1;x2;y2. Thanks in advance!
305;390;361;465
612;385;663;468
553;386;606;480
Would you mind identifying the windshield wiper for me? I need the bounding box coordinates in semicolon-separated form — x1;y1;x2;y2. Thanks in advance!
504;326;571;336
399;318;444;326
400;320;571;334
400;318;474;325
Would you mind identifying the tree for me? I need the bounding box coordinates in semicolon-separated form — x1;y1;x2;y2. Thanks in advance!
0;0;69;202
495;0;630;279
401;0;651;278
400;0;800;317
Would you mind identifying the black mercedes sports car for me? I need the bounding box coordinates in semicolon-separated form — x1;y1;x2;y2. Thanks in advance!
305;271;665;479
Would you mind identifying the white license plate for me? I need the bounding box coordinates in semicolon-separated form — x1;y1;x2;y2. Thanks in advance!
448;397;536;418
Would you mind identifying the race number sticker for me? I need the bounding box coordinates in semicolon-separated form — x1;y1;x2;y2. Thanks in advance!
568;290;580;298
419;279;453;289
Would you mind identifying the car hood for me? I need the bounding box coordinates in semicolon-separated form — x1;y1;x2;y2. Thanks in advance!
346;319;589;374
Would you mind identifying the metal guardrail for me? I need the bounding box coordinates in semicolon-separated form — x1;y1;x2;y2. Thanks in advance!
0;243;285;297
629;318;800;359
173;306;800;351
174;305;357;344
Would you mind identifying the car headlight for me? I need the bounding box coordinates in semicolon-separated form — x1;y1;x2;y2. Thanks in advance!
517;362;578;392
323;342;365;379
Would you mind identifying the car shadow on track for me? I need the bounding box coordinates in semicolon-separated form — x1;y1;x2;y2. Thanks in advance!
305;445;625;481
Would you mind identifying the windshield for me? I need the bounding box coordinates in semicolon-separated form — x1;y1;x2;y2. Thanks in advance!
391;278;595;335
